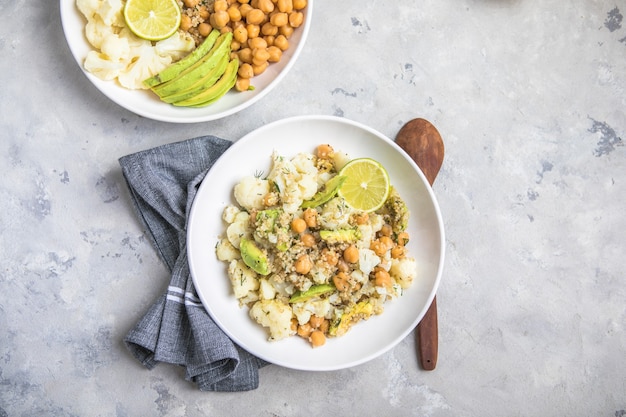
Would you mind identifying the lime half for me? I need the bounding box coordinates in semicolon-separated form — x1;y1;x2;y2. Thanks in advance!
124;0;181;41
337;158;390;212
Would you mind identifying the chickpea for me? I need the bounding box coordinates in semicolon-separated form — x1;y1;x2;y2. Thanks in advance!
267;45;282;62
220;25;233;34
233;25;248;43
248;36;268;49
238;47;253;64
288;11;303;27
246;8;265;25
239;3;253;17
198;5;210;19
295;254;312;275
301;233;316;247
183;0;200;7
211;10;230;29
293;0;306;9
374;269;392;288
277;0;293;13
370;239;387;257
291;217;306;233
391;245;406;259
273;34;289;51
264;34;276;46
252;61;268;75
180;14;192;31
214;0;229;11
303;208;317;228
252;48;270;65
322;249;339;266
316;144;334;159
337;259;350;273
262;191;277;206
246;23;261;38
297;322;313;338
397;232;410;246
238;0;250;3
309;315;325;329
238;63;254;79
270;12;288;27
261;22;278;36
333;272;350;292
380;236;394;251
354;212;369;225
227;5;242;21
279;24;293;38
318;319;329;334
309;330;326;347
198;22;212;37
379;224;392;237
235;77;250;92
257;0;275;13
343;245;359;264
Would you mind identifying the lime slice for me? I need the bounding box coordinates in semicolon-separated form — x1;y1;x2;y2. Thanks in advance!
124;0;181;41
337;158;390;212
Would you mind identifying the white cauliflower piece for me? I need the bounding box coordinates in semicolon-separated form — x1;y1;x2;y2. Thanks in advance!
84;51;125;80
358;248;381;276
227;260;259;299
222;204;242;224
318;197;353;229
292;299;331;325
155;31;196;61
258;279;277;300
389;257;418;289
96;0;124;27
84;16;116;49
249;300;295;341
76;0;103;19
118;45;172;89
234;176;270;211
100;33;130;62
216;238;240;262
332;150;351;171
268;151;318;213
226;211;250;249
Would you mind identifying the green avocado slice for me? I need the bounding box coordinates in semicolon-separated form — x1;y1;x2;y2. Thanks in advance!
301;175;347;209
239;237;270;276
289;284;335;303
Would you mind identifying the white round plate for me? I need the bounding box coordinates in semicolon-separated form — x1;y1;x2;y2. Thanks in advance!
187;115;445;371
59;0;313;123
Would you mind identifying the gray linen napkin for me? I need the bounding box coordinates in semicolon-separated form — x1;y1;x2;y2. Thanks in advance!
119;135;268;392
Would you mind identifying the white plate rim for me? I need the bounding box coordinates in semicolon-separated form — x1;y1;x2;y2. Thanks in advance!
59;0;313;123
187;115;445;371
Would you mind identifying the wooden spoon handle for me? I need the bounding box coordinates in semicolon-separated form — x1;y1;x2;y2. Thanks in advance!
417;297;438;370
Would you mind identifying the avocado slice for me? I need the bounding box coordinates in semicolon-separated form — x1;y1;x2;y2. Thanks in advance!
239;237;270;276
289;284;335;303
319;228;361;243
301;175;347;209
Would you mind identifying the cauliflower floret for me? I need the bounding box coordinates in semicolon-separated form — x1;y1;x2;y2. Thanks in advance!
76;0;103;19
118;44;172;89
234;176;270;211
226;211;250;248
222;204;242;224
292;299;331;325
84;51;125;80
155;31;196;61
258;278;277;300
268;151;318;213
358;248;381;276
318;197;353;229
227;260;260;299
100;33;130;62
96;0;124;27
332;150;351;171
389;257;418;289
249;299;295;341
84;15;116;49
216;238;240;262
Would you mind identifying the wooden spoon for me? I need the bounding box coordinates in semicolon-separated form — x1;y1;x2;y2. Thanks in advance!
395;118;444;371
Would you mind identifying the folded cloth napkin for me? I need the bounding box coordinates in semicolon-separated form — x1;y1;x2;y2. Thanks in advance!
119;135;268;392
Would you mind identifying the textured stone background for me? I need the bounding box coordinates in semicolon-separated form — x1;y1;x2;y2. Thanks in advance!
0;0;624;415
